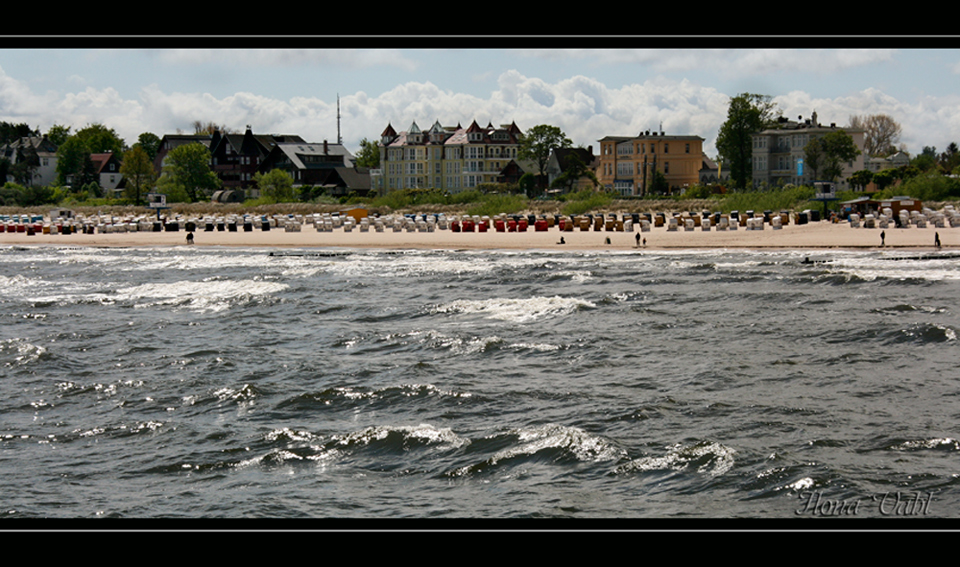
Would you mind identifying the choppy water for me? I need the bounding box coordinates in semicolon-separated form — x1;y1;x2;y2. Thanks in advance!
2;244;959;521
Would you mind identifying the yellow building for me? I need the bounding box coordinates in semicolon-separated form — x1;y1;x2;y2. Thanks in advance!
378;119;523;194
596;131;704;196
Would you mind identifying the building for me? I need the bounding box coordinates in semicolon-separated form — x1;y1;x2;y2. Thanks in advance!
596;131;705;196
698;156;729;185
257;139;369;197
153;133;213;176
209;127;307;197
1;135;58;187
751;112;866;190
378;119;523;193
89;152;124;197
865;151;910;173
546;147;597;192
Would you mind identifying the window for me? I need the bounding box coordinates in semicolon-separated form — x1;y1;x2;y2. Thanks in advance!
685;144;690;154
664;162;669;174
665;144;669;154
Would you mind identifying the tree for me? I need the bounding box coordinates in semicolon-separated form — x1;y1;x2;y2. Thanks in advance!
254;169;296;203
1;121;37;145
805;130;861;182
192;121;232;135
120;146;156;205
162;143;220;202
550;152;598;192
873;168;898;192
849;114;902;157
354;138;380;169
74;123;126;156
56;136;98;187
848;169;874;191
938;142;960;173
913;147;938;172
518;124;572;190
46;124;72;147
135;132;162;163
715;93;780;190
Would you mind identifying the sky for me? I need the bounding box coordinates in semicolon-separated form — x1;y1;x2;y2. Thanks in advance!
2;42;960;161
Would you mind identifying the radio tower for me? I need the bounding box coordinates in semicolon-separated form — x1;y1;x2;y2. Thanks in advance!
337;94;342;145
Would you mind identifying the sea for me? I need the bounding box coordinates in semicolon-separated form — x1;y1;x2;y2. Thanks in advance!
2;243;959;525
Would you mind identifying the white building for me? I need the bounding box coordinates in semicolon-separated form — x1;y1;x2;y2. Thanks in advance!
751;112;866;190
1;135;59;187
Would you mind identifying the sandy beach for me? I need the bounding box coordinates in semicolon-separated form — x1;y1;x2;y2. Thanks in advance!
0;217;955;251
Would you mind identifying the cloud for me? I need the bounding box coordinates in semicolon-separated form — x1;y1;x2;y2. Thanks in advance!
515;48;898;76
154;49;419;71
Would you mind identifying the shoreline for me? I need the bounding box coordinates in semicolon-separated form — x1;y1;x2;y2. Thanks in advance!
0;220;954;252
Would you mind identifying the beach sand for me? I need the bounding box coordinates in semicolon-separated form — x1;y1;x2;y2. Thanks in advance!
0;219;954;251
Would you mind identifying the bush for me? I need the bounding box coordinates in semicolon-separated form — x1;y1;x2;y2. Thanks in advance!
719;186;816;213
465;193;528;217
558;189;614;216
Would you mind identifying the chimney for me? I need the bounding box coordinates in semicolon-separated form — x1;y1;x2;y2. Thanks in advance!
324;140;328;154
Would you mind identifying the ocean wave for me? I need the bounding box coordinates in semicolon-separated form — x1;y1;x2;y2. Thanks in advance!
434;296;596;323
115;280;289;313
616;441;736;477
447;424;625;477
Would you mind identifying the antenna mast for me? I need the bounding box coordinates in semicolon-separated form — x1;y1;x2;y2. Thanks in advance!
337;94;342;145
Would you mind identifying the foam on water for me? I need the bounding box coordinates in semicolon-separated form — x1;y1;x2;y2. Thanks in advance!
434;296;596;323
115;279;289;312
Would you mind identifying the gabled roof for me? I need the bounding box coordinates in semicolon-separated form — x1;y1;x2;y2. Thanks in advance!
551;147;595;172
267;141;355;170
89;152;121;174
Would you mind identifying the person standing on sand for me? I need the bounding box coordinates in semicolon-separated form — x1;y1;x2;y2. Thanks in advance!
935;232;941;248
881;230;885;246
635;233;640;247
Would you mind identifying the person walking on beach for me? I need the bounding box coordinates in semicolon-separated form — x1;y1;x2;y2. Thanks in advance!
880;230;885;247
186;232;194;244
935;232;941;248
635;232;640;247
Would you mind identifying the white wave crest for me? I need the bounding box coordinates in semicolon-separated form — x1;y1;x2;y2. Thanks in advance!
435;296;595;323
115;279;288;312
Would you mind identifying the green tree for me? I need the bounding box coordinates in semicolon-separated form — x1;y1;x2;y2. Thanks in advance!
135;132;162;163
254;169;296;203
46;124;72;147
848;169;874;191
805;130;861;182
518;124;572;190
56;136;98;187
872;168;898;191
161;143;219;202
716;93;780;190
74;123;126;156
550;152;599;192
0;121;36;145
120;145;156;205
518;172;537;196
354;138;380;168
650;170;670;194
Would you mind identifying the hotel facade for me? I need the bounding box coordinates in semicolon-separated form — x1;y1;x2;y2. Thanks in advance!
596;131;705;196
751;112;866;190
378;120;523;194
